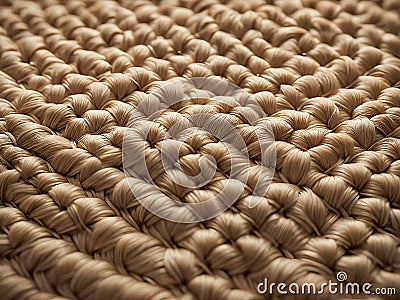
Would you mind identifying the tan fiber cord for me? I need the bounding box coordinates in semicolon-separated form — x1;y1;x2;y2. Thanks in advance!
0;0;400;299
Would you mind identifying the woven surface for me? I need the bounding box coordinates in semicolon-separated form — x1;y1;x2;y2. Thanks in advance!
0;0;400;299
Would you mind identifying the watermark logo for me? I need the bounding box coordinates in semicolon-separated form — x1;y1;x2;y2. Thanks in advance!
122;77;276;223
257;271;396;296
336;271;347;282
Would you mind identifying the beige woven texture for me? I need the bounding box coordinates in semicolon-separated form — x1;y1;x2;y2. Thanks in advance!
0;0;400;299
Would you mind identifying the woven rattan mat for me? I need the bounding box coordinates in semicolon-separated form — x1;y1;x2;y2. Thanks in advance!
1;0;400;299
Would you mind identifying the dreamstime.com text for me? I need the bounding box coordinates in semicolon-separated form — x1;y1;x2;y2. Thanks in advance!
257;272;396;296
